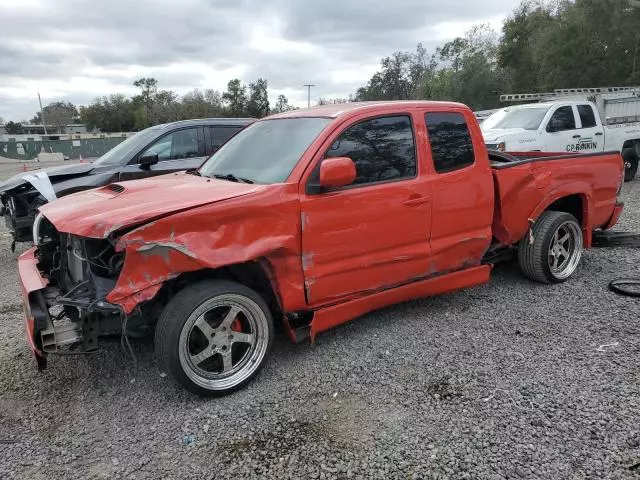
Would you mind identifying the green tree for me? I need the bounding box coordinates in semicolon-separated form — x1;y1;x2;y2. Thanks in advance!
498;0;640;92
180;89;224;119
498;1;556;92
31;101;79;132
246;78;270;118
150;90;179;125
408;43;436;96
355;51;414;101
4;121;24;135
204;89;224;112
222;79;248;117
79;94;136;132
536;0;640;88
273;94;295;113
133;77;158;127
355;24;508;110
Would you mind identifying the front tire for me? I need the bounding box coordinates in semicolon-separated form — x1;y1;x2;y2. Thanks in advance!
518;211;583;284
155;280;274;396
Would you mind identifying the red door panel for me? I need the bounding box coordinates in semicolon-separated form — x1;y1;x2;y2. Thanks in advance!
300;180;432;306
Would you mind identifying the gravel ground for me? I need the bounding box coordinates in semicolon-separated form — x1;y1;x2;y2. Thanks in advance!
1;178;640;479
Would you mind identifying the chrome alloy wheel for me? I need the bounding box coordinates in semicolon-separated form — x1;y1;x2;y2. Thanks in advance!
178;294;269;391
548;220;583;280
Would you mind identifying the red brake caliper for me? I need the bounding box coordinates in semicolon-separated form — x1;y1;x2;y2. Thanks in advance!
230;318;242;332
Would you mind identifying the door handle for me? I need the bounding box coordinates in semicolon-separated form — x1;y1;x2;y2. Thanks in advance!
403;196;430;207
595;132;603;136
572;134;581;139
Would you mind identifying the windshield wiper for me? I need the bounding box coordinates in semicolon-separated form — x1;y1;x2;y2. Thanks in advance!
212;173;254;184
185;168;201;176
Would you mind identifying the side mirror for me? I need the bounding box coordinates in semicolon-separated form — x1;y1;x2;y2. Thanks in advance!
139;153;159;169
319;157;356;189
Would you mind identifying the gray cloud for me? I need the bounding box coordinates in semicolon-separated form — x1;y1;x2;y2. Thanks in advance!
0;0;521;120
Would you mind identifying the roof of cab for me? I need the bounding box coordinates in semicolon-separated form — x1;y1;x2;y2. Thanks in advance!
266;100;470;120
155;117;256;131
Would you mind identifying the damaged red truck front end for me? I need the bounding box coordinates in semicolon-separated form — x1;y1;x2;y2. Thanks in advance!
21;173;306;366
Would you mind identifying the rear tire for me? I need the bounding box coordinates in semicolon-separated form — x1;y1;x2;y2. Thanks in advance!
518;211;583;284
155;279;274;396
623;148;638;182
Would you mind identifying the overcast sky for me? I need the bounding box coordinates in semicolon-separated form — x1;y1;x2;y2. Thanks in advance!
0;0;522;122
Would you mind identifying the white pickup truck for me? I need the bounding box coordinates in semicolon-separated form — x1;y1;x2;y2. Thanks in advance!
481;86;640;181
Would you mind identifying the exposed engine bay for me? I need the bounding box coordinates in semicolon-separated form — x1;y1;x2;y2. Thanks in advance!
31;216;155;363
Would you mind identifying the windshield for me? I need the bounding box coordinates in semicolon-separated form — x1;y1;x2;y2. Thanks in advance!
93;126;164;166
481;106;550;131
199;118;332;184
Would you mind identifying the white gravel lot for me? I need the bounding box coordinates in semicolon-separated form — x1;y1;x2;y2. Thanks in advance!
0;176;639;479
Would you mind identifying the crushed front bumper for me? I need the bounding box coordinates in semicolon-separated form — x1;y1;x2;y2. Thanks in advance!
17;247;48;369
18;244;130;369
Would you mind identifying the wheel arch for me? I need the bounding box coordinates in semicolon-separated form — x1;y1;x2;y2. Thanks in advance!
545;193;586;226
529;187;593;247
167;259;284;323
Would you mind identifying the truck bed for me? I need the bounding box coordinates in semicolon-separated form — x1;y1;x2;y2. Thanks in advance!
488;150;624;246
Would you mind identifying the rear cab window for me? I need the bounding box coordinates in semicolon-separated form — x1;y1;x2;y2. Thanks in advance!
425;112;475;173
577;105;597;128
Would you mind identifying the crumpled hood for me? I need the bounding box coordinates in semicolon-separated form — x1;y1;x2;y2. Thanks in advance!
0;162;95;194
39;172;266;238
481;128;528;142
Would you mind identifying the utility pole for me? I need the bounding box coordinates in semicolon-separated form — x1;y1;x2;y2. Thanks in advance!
37;92;47;135
303;84;315;108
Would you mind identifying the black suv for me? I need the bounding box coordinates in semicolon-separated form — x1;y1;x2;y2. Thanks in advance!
0;118;254;246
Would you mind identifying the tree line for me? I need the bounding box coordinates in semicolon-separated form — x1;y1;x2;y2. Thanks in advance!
353;0;640;109
5;78;296;134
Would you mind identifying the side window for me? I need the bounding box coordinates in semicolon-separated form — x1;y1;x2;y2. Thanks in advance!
140;128;199;161
547;106;576;132
210;126;242;152
425;112;475;174
324;115;416;186
577;105;597;128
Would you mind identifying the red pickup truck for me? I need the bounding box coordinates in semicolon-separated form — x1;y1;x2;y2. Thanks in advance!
19;101;624;396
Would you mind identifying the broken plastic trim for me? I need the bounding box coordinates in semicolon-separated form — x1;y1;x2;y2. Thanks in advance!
21;172;57;202
32;212;45;246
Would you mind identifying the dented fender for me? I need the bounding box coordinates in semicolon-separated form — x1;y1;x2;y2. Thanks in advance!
104;184;307;314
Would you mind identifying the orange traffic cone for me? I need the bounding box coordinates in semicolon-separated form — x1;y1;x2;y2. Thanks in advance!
22;163;28;172
79;154;84;164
